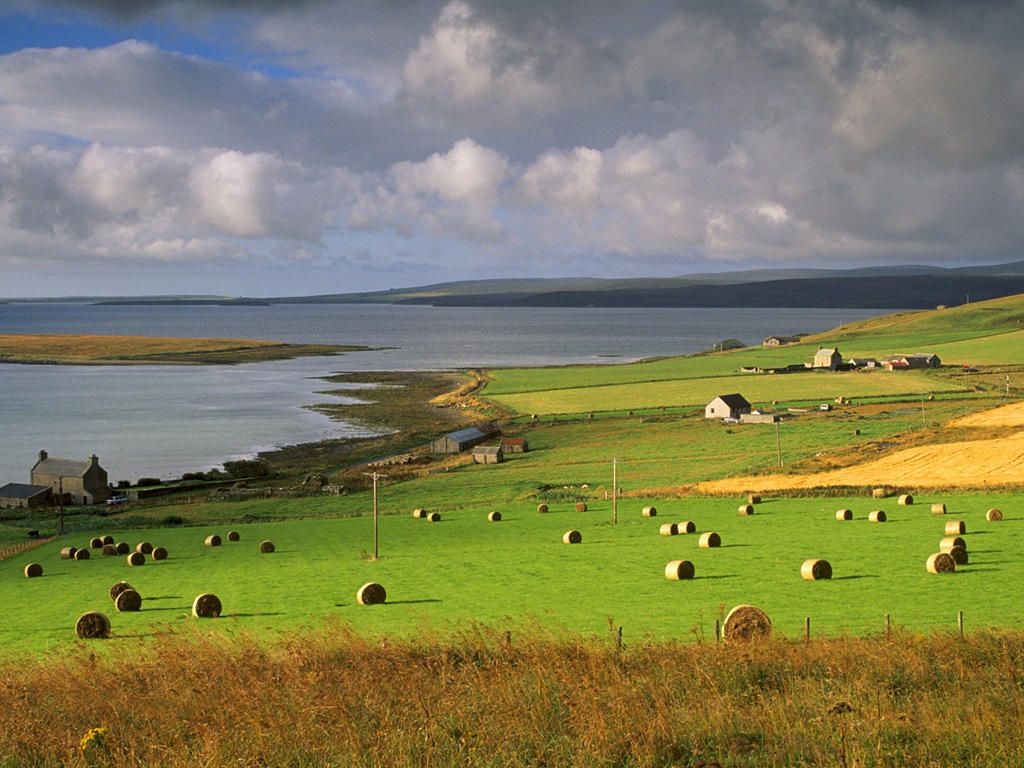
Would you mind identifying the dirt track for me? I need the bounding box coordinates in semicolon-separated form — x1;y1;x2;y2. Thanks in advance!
698;401;1024;493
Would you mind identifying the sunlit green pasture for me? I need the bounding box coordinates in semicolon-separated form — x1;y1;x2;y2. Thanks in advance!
5;490;1021;657
488;369;963;416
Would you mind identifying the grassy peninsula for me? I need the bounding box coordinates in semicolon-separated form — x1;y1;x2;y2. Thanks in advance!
0;333;371;365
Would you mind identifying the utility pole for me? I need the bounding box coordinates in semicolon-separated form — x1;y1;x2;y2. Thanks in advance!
362;472;387;560
58;476;65;535
775;421;783;467
611;458;619;524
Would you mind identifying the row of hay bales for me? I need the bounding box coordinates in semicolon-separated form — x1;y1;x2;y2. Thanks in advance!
69;531;285;639
412;509;442;522
75;586;224;639
536;502;588;514
204;531;275;553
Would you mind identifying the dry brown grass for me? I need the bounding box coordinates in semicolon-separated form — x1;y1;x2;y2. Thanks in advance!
5;624;1024;766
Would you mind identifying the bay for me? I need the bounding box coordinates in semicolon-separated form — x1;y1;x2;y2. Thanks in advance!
0;302;895;484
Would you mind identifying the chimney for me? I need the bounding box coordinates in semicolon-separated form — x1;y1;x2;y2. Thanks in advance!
89;455;99;467
38;450;47;463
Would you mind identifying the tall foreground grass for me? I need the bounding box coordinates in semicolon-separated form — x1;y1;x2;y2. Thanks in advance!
4;622;1024;767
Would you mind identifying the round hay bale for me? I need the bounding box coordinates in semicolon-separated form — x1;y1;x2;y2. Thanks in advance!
357;582;387;605
427;512;441;522
678;520;696;534
412;508;427;519
738;504;754;516
722;604;772;644
575;502;588;513
926;552;956;574
109;581;134;601
24;563;43;578
537;504;548;514
987;508;1003;521
868;510;887;523
659;523;678;536
227;531;240;542
940;536;966;553
60;546;78;560
747;494;762;505
898;494;914;506
74;548;91;561
488;511;502;522
151;546;168;561
101;544;118;557
259;540;275;554
127;552;145;566
835;509;853;521
563;530;582;545
872;488;889;499
699;532;721;548
89;537;103;549
192;593;222;618
116;542;130;555
101;535;114;546
948;545;969;566
944;520;966;536
75;611;110;639
204;534;222;547
135;541;153;555
801;559;833;580
931;503;947;515
642;506;657;517
664;560;695;580
115;588;142;612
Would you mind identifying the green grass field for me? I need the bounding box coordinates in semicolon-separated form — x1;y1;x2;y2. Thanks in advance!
3;295;1024;659
3;490;1020;657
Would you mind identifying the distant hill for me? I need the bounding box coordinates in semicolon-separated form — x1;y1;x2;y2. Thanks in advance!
270;261;1024;309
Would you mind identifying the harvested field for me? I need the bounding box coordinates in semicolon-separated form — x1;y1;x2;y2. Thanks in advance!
951;401;1024;428
699;404;1024;494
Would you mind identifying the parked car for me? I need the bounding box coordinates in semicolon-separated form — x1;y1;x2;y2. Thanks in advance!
107;496;130;506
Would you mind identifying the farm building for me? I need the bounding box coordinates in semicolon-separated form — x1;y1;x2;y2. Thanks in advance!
813;347;843;369
472;445;504;464
431;423;501;454
30;451;111;505
883;353;942;370
500;437;529;453
740;411;781;424
0;483;51;509
763;335;801;347
849;357;879;369
705;393;752;420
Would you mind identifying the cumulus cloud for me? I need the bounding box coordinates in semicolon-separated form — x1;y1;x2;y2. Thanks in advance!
2;0;1024;294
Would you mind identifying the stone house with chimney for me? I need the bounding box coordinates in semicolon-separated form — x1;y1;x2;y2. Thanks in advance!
30;451;111;505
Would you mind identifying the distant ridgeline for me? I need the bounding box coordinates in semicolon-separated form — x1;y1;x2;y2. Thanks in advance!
93;299;271;306
267;261;1024;310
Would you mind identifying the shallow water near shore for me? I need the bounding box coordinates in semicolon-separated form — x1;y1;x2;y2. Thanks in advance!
0;302;894;483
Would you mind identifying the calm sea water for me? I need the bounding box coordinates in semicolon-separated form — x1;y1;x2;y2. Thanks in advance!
0;302;894;484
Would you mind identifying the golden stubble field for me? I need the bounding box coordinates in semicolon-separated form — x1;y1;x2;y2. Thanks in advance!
699;400;1024;493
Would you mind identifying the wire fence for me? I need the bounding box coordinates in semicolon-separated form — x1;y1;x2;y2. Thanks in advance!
0;535;57;562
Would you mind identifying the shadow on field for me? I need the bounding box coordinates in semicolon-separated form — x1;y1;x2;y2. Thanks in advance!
696;574;738;580
832;575;880;581
144;595;182;601
388;599;442;606
230;612;286;618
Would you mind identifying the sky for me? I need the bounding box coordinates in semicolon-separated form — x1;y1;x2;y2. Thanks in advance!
1;0;1023;298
